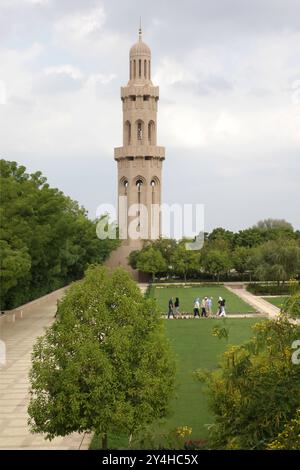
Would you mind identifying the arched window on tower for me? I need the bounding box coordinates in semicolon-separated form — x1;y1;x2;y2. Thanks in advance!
149;60;151;79
133;60;136;79
136;179;143;190
144;60;147;79
148;120;155;145
139;59;141;78
137;120;143;142
125;121;131;145
120;178;129;195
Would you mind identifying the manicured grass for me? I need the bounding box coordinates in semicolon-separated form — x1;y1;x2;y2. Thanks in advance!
161;318;260;440
149;285;255;314
90;318;261;449
263;296;289;308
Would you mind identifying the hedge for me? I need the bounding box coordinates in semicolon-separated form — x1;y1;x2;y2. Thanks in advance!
247;283;294;296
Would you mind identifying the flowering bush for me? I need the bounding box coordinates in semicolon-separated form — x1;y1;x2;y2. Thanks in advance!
267;409;300;450
176;426;192;439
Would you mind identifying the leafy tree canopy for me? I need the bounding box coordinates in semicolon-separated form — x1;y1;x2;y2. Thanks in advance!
0;159;119;309
28;266;175;448
196;293;300;449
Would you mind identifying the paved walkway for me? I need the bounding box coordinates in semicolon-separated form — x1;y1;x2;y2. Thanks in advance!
0;288;91;450
225;284;280;319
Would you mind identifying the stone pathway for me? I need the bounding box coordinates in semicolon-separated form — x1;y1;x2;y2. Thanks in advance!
225;284;280;319
0;288;91;450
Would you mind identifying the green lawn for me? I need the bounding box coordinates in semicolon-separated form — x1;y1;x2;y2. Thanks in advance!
263;296;289;308
90;318;261;449
161;319;260;440
149;285;255;314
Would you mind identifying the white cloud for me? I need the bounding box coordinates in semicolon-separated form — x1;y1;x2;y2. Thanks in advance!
0;0;50;6
54;6;106;41
86;73;116;86
211;111;241;141
1;0;300;229
0;44;43;105
0;80;7;104
160;104;207;149
45;65;83;80
154;57;197;87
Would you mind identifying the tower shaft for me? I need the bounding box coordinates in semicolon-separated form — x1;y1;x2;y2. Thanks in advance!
114;29;165;247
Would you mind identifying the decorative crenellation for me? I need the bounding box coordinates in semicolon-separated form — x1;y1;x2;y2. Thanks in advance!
121;86;159;99
114;146;165;161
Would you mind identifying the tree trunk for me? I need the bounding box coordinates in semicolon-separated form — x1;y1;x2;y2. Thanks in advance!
152;272;155;283
102;432;108;450
184;272;187;283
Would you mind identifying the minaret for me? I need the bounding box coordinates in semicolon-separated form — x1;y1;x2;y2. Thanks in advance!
114;26;165;252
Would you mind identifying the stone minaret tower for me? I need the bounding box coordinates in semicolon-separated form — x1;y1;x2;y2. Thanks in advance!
111;25;165;275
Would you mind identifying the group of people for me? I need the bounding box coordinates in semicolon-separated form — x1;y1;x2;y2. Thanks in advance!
167;296;226;319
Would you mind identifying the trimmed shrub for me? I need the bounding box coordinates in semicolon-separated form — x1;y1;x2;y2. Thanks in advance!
246;283;296;296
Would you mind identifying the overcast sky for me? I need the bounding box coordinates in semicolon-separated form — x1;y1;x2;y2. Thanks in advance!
0;0;300;233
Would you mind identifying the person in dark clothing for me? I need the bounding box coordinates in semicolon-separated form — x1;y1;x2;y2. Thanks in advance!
168;298;174;319
193;298;200;317
174;297;180;318
201;297;207;317
220;298;226;317
217;297;226;316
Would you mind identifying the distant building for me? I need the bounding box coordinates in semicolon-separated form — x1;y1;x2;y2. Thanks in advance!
107;26;165;279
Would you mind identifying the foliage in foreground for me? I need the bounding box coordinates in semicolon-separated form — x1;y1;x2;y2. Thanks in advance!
0;160;119;310
28;266;175;449
267;409;300;450
196;292;300;449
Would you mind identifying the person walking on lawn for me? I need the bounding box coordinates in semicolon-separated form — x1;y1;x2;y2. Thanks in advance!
193;298;200;318
174;297;180;318
201;297;207;317
206;297;213;316
219;298;226;317
168;297;174;319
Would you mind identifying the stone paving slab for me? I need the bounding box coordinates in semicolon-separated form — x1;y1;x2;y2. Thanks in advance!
224;284;280;319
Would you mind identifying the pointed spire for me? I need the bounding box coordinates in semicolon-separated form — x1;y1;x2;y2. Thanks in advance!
138;16;142;42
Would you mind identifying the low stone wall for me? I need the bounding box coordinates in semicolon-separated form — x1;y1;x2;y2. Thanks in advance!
0;286;69;328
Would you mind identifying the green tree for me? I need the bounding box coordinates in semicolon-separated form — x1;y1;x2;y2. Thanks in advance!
28;266;175;449
208;228;235;247
171;242;200;282
151;238;177;266
128;250;140;270
254;218;294;232
136;247;167;282
0;159;119;309
232;246;257;279
197;294;300;449
255;240;300;284
201;248;232;282
0;241;31;307
233;227;265;248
